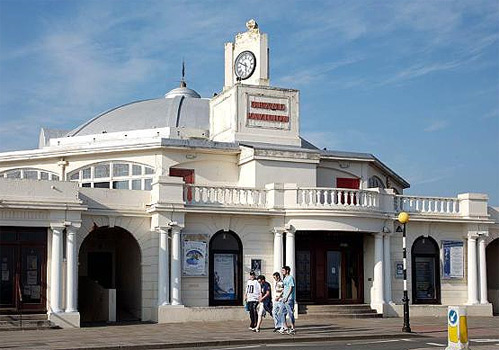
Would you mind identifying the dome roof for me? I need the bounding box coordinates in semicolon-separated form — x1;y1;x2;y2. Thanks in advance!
68;90;209;137
164;86;201;99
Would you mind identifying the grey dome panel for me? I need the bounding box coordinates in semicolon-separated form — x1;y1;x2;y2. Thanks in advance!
69;97;209;136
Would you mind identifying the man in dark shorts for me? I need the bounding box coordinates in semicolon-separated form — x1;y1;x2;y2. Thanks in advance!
254;275;272;332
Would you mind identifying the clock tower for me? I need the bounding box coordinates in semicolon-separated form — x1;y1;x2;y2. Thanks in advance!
211;20;301;147
224;19;269;89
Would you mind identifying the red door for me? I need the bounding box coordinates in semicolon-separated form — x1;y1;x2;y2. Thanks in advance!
170;168;194;201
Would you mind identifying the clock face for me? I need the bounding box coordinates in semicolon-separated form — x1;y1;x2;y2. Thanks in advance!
234;51;256;80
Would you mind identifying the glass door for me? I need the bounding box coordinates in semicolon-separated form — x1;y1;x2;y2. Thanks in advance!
0;245;17;310
20;246;46;310
414;256;436;301
326;251;341;300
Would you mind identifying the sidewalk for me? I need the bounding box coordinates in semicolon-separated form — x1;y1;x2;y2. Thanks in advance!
0;316;497;350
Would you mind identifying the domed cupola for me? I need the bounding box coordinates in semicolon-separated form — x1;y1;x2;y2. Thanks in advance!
164;62;201;99
164;80;201;99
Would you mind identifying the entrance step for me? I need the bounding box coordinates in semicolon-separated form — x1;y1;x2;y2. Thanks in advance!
298;304;382;318
0;314;60;331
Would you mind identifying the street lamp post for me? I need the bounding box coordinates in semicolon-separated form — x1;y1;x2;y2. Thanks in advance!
398;211;411;333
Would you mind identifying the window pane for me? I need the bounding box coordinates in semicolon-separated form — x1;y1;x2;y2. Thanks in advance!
24;170;38;179
144;167;154;175
131;179;141;190
69;172;79;180
6;171;21;179
132;165;142;175
52;175;59;181
94;164;109;178
113;163;129;177
112;180;129;189
94;182;110;188
40;172;49;180
144;178;152;191
81;183;91;187
82;168;91;179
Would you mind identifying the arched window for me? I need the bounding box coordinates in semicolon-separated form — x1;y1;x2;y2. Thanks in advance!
411;236;441;304
368;176;385;189
0;168;59;181
67;161;155;190
209;230;243;306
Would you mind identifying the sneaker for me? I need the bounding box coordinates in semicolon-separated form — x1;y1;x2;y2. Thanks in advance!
249;327;254;330
253;328;260;332
287;328;296;335
273;327;279;333
278;328;287;334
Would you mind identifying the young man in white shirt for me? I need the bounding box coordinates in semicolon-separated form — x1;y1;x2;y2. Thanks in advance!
244;271;261;330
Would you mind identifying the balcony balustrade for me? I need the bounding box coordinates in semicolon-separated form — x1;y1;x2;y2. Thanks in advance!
296;188;379;210
183;184;465;217
185;185;267;208
394;195;459;215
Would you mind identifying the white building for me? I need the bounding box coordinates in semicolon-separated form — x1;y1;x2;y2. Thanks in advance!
0;20;497;328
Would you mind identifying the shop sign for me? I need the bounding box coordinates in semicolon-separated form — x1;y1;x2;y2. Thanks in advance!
246;95;290;130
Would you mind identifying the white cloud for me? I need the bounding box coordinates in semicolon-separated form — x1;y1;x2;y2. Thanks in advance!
424;120;449;132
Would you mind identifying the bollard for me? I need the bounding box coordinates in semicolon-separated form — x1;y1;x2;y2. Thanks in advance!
445;306;469;350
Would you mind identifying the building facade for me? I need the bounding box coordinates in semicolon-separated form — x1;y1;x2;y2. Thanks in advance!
0;21;497;328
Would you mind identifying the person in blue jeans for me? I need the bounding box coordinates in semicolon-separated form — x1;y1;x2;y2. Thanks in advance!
279;265;296;335
272;272;284;332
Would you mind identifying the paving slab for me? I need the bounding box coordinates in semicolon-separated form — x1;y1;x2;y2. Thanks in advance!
0;316;497;350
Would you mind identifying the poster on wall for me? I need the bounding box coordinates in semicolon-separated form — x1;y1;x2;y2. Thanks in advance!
183;240;207;276
442;240;464;279
395;261;404;279
251;259;262;276
214;253;236;300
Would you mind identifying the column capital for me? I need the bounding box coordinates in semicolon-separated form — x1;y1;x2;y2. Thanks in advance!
155;226;170;234
478;231;489;238
271;227;286;236
167;221;183;231
50;223;66;231
67;222;81;232
284;224;296;234
467;231;480;240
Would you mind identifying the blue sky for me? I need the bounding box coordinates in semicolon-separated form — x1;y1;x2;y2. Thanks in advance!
0;1;498;205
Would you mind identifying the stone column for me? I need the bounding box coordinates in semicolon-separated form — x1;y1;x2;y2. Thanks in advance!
383;233;392;303
373;232;385;305
478;234;489;304
171;225;182;305
467;233;479;305
157;227;170;306
50;224;64;313
285;228;295;277
273;228;284;273
65;225;79;313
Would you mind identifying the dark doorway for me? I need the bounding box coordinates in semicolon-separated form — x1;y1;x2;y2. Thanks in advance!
411;236;441;304
0;227;47;314
78;226;141;323
296;231;364;304
486;238;499;315
209;230;243;306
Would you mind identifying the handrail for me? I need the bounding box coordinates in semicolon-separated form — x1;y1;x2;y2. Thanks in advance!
17;280;23;329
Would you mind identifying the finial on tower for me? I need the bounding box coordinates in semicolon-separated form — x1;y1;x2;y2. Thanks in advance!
180;59;186;87
246;19;259;33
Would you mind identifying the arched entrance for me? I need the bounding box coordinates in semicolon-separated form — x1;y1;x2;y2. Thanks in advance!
209;230;243;306
411;236;441;304
78;226;141;323
486;238;499;315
